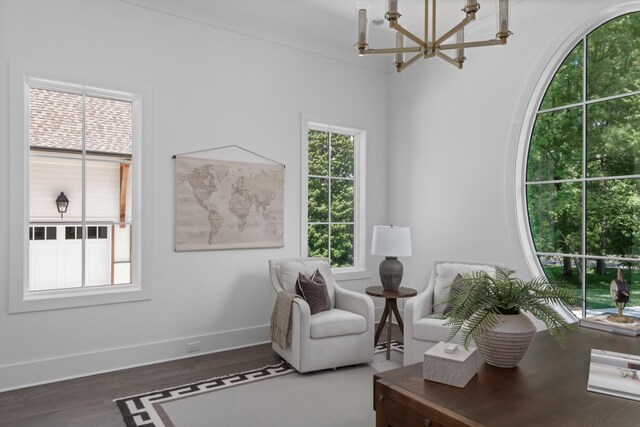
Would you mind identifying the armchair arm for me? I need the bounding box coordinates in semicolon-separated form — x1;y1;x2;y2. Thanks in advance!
281;296;312;371
334;283;375;329
404;279;436;332
403;280;435;364
291;297;312;340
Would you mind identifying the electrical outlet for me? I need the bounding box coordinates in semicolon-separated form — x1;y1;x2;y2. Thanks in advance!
187;341;201;353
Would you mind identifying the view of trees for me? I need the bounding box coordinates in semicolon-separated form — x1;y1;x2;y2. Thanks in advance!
527;13;640;312
307;129;356;267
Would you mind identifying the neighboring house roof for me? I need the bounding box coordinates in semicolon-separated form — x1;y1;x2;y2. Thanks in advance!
29;87;132;156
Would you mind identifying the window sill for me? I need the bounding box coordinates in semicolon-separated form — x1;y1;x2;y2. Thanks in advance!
332;268;371;282
9;283;151;313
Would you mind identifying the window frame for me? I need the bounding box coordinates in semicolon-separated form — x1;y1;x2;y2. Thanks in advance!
9;75;148;313
515;4;640;320
301;114;367;278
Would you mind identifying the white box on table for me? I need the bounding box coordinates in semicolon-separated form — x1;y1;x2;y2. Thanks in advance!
423;341;480;388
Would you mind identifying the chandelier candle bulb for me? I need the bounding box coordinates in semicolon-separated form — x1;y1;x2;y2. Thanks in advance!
464;0;480;15
386;0;400;22
356;3;369;52
395;32;404;66
455;28;465;63
497;0;510;36
388;0;398;14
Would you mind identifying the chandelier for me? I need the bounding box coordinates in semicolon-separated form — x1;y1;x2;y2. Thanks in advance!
355;0;512;72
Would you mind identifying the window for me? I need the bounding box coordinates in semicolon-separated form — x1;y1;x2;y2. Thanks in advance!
65;226;84;240
8;76;144;312
525;12;640;317
29;226;57;241
303;119;366;273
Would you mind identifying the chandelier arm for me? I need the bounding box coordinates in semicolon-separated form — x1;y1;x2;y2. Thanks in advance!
434;16;473;47
397;50;424;72
362;47;423;55
435;51;462;69
391;23;427;48
439;38;505;50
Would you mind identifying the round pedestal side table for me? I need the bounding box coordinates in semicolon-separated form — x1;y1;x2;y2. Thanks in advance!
365;286;417;360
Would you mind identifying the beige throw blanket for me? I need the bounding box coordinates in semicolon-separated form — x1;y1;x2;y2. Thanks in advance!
270;291;299;349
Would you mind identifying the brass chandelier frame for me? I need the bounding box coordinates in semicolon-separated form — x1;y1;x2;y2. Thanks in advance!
355;0;512;72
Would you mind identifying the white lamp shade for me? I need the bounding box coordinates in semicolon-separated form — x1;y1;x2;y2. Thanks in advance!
371;225;412;257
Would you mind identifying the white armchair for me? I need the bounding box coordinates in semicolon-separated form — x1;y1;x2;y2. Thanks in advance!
269;257;374;373
403;261;500;365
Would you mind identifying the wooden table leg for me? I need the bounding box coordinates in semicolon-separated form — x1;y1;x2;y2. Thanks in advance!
386;300;393;360
374;301;390;346
390;300;404;334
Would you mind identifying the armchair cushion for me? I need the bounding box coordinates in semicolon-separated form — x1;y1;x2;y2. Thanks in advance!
295;270;331;315
442;274;463;315
413;317;454;343
280;260;335;307
310;309;367;339
433;263;495;314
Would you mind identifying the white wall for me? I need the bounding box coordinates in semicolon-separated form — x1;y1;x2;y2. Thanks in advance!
389;0;636;293
0;0;389;390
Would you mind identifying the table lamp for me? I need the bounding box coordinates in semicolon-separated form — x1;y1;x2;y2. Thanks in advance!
371;225;412;291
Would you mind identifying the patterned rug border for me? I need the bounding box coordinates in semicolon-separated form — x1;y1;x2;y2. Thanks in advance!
115;340;403;427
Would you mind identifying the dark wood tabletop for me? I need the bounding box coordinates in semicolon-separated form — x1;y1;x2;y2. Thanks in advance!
365;286;417;299
374;328;640;427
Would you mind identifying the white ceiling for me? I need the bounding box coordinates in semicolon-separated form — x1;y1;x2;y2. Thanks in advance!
120;0;526;72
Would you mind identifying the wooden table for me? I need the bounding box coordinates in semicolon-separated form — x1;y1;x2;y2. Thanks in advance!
373;329;640;427
366;286;417;360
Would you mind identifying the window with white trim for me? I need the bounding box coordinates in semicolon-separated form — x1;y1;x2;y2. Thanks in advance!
23;78;139;297
524;12;640;318
303;121;365;271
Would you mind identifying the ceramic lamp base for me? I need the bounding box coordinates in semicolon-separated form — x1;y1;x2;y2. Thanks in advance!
379;256;403;291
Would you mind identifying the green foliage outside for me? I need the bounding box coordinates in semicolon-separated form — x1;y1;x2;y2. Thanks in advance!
543;264;640;310
527;13;640;311
307;130;355;267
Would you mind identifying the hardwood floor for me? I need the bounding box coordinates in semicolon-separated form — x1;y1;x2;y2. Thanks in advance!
0;343;281;427
0;323;402;427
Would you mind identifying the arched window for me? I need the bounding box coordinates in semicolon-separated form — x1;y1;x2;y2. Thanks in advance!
526;12;640;318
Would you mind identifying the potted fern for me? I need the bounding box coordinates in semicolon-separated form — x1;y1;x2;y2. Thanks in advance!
436;267;581;368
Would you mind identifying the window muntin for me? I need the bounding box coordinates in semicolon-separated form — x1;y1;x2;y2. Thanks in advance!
525;12;640;317
305;125;364;270
27;81;135;293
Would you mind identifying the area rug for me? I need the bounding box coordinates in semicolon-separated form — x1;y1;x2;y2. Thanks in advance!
115;341;404;427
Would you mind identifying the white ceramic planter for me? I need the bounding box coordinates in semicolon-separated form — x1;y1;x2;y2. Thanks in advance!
475;313;536;368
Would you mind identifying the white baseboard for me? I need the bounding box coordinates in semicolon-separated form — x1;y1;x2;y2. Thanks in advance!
0;324;269;392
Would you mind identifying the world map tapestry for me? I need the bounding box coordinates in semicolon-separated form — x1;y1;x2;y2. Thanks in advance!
175;156;284;251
